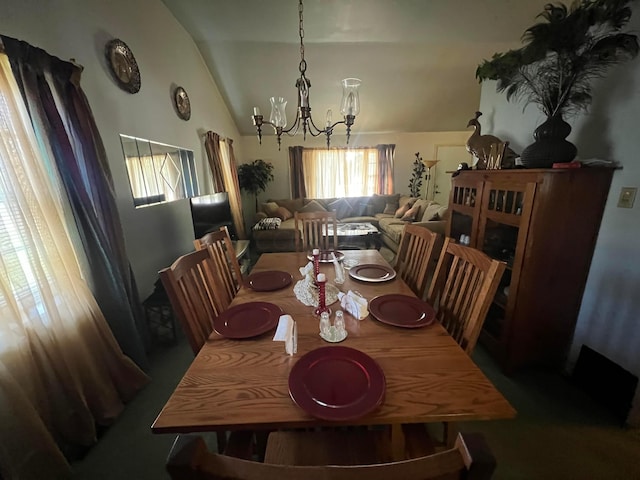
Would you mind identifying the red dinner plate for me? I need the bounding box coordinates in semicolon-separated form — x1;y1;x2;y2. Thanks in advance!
288;346;386;421
348;264;396;283
306;250;345;263
213;302;283;339
369;294;436;328
245;270;293;291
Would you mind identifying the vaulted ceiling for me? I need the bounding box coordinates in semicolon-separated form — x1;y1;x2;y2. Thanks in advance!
162;0;545;136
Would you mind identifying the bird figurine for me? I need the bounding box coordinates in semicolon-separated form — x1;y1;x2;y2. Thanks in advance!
466;111;517;169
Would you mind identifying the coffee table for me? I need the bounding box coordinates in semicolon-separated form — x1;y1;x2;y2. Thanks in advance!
328;222;381;250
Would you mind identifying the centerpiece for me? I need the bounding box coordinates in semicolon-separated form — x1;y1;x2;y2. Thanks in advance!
475;0;638;168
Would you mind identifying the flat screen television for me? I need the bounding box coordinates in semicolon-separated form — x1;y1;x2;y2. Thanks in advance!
189;193;237;240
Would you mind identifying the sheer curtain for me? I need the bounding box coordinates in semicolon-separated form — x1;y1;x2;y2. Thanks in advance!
2;35;148;368
301;146;390;198
125;153;184;202
0;51;148;479
204;131;246;239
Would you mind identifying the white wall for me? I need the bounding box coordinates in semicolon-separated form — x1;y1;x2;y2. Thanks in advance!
1;0;242;298
237;130;470;226
478;10;640;424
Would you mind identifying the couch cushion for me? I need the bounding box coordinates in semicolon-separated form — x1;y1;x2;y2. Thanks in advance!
345;197;370;217
298;199;327;213
327;198;353;219
380;221;406;245
368;193;400;214
421;202;441;222
271;198;305;213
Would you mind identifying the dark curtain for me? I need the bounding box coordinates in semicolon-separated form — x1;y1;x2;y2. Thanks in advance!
288;145;306;198
376;144;395;194
204;132;247;239
204;131;226;192
2;35;149;369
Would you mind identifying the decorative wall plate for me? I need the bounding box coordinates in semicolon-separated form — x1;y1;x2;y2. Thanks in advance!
105;39;141;94
174;86;191;120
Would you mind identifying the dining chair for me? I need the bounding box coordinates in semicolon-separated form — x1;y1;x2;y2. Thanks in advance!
166;430;496;480
294;211;338;252
193;226;244;306
159;247;252;454
427;237;506;355
394;224;440;300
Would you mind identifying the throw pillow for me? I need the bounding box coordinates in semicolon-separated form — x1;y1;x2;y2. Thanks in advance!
395;199;416;218
274;206;293;221
261;202;280;217
252;217;282;230
412;199;429;221
400;202;421;222
298;199;327;213
327;198;353;219
383;202;398;215
421;202;441;222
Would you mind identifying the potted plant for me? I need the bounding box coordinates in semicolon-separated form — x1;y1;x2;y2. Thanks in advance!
237;159;275;210
408;152;426;197
476;0;638;167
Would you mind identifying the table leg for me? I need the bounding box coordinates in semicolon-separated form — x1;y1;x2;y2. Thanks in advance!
390;424;406;461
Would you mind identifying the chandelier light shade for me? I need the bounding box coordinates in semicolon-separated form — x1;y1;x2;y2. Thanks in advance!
251;0;361;149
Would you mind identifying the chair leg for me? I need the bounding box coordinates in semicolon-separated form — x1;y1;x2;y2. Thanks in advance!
216;431;227;453
443;422;459;448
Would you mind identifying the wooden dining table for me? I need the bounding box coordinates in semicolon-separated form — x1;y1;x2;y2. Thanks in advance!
152;249;515;443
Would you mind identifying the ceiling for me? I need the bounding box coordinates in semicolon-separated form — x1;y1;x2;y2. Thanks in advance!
162;0;545;136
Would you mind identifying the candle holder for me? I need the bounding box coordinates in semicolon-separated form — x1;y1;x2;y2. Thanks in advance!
312;248;320;284
314;273;331;317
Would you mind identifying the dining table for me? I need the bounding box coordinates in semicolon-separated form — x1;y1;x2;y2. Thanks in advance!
151;249;516;454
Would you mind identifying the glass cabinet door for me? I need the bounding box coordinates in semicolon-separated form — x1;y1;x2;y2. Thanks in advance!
477;179;536;346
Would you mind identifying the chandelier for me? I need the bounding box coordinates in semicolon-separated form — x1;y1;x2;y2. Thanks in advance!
251;0;361;150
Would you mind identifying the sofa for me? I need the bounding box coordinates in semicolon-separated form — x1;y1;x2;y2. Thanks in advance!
251;194;448;254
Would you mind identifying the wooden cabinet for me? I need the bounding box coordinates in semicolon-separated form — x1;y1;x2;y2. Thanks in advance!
447;168;614;373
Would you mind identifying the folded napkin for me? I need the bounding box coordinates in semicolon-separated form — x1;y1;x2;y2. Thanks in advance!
273;314;297;355
338;290;369;320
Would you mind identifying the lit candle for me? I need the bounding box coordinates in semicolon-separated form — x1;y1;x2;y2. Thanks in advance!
253;107;261;116
313;248;320;255
326;109;332;128
317;273;326;282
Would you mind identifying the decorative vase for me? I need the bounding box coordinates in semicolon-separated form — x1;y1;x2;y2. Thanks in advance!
520;114;577;168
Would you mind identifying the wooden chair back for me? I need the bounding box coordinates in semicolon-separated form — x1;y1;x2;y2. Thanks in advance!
395;224;439;300
427;237;506;354
193;226;243;307
159;248;228;356
294;211;338;252
167;430;496;480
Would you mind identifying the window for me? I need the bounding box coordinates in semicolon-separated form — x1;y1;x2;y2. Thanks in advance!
302;147;384;198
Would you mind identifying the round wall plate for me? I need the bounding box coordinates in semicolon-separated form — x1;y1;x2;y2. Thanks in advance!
174;86;191;120
105;39;141;94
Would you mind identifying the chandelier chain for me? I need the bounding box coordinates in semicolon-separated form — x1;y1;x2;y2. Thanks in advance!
298;0;305;73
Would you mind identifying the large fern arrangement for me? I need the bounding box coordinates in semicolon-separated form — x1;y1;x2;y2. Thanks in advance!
476;0;638;118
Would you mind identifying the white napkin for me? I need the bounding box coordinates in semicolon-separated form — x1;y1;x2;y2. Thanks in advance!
273;314;297;355
338;290;369;320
